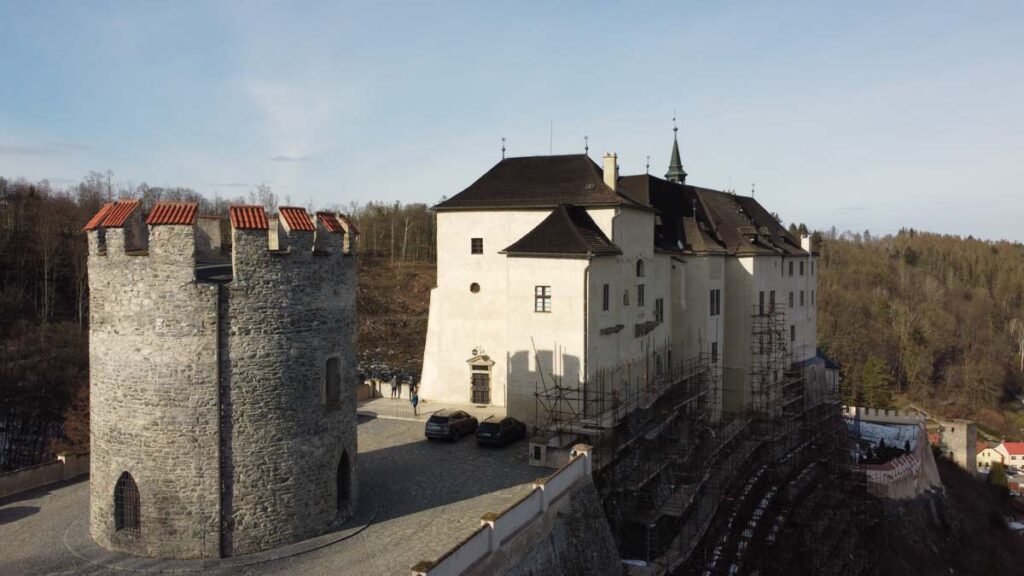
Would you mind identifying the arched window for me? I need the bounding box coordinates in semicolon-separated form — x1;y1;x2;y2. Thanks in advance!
114;472;140;535
326;357;340;406
337;451;351;511
636;259;645;278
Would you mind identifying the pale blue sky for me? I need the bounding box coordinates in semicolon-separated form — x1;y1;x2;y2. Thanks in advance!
1;1;1021;240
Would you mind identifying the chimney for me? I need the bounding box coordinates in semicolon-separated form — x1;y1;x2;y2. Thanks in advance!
603;153;618;191
801;234;812;252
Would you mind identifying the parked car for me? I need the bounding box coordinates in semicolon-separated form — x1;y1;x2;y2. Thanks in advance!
425;410;478;441
475;416;527;447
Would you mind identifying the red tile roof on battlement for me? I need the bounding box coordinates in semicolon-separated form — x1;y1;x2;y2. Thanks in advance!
83;199;139;230
317;212;345;233
336;213;359;235
146;202;198;226
83;203;113;231
279;206;315;232
229;205;269;230
103;200;141;228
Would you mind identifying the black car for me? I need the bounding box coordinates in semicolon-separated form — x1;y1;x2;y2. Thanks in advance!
475;416;527;447
425;409;478;441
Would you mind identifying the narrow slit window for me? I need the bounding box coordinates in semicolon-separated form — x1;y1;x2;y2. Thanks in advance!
326;357;341;406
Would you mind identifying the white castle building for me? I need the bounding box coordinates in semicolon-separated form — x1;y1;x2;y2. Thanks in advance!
420;131;828;423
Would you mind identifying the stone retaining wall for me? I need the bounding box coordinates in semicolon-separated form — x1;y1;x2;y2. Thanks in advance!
0;453;89;499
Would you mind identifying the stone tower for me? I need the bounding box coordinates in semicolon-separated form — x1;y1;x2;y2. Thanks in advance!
85;200;359;559
938;418;977;472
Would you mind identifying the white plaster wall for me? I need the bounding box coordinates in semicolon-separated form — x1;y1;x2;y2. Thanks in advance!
721;254;818;413
505;257;588;421
421;209;560;410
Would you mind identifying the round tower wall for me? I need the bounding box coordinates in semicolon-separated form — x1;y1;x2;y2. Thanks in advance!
220;228;358;556
89;225;222;558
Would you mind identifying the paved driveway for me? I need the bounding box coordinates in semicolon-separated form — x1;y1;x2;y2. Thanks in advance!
0;416;537;575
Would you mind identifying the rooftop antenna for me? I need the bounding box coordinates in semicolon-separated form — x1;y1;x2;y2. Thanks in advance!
501;137;506;160
584;135;589;156
751;183;756;197
646;155;650;174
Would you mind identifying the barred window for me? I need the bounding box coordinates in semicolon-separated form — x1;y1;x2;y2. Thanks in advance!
535;286;551;313
471;238;483;254
115;472;140;535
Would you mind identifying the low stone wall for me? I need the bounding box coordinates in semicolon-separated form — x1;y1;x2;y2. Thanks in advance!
862;426;942;499
0;453;90;499
410;445;593;576
843;405;925;425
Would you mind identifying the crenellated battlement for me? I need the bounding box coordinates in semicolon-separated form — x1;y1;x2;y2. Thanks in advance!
842;405;926;424
84;201;359;280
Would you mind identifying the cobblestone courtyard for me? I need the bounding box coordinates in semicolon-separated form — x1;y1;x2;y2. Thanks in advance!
0;416;538;575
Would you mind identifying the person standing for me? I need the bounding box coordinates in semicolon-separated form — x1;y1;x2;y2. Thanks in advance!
390;376;398;400
410;390;419;416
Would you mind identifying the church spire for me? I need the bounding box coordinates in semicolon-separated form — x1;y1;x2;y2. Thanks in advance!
665;115;687;184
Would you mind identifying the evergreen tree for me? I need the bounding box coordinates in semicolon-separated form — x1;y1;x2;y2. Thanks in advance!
861;356;895;409
989;461;1009;495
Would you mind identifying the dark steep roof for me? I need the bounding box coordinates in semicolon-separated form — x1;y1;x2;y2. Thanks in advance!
502;204;621;258
435;154;650;211
697;189;805;256
618;174;805;256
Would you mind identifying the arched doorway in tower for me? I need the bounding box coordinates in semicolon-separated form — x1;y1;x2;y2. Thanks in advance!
114;471;140;535
337;451;351;511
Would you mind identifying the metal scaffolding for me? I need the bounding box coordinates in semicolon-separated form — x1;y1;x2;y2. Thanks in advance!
531;308;858;574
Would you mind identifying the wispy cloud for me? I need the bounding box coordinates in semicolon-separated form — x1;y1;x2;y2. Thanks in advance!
268;154;316;163
212;181;251;188
0;142;92;157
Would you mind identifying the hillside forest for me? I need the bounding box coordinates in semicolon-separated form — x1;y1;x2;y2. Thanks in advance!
2;172;1024;470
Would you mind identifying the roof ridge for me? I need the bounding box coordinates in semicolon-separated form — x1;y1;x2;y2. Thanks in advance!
560;205;594;253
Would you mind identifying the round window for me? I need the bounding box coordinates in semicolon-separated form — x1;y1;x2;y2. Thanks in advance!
470;283;480;293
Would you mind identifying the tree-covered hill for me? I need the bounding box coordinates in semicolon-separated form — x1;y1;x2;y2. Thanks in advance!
817;229;1024;437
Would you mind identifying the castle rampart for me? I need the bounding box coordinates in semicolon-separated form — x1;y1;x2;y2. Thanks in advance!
86;201;358;559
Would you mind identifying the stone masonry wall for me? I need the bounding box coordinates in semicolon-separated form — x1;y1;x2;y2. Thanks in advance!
88;216;358;560
221;226;358;556
89;225;221;558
